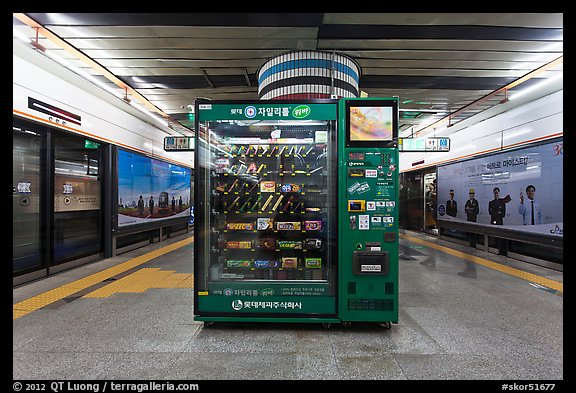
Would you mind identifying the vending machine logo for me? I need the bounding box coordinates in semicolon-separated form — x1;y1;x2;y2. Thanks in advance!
244;106;257;118
260;288;274;296
232;299;243;310
292;105;311;119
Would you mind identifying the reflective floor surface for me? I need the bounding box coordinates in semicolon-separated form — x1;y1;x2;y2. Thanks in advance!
13;230;563;381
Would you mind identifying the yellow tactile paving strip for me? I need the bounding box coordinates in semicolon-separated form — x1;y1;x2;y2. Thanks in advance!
401;233;563;293
13;237;193;320
14;233;562;320
83;268;193;298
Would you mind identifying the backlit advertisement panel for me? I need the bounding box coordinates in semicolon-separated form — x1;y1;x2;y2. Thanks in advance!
436;139;563;237
117;148;191;227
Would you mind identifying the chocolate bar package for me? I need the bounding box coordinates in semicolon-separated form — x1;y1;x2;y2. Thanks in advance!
226;259;251;268
278;240;303;249
226;222;254;231
304;220;322;231
259;181;276;193
226;241;252;249
257;217;273;231
305;238;323;250
305;257;322;269
281;257;298;269
276;221;301;231
253;260;280;268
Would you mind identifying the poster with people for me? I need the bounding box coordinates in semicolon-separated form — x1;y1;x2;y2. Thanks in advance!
117;148;192;227
436;139;563;237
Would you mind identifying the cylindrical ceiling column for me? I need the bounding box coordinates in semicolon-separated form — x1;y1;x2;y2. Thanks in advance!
257;50;361;100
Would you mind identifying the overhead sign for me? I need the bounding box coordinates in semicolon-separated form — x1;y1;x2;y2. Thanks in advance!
196;103;337;121
164;136;194;151
399;137;450;152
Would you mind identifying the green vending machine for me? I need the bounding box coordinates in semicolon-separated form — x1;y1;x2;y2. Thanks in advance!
338;97;399;327
193;98;399;327
194;99;341;325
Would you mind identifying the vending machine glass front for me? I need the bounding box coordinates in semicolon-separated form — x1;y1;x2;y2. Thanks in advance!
194;101;339;320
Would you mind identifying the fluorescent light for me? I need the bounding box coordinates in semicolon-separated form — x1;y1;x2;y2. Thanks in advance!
15;22;175;134
399;108;442;113
42;49;172;131
13;29;32;43
510;73;563;101
44;50;124;98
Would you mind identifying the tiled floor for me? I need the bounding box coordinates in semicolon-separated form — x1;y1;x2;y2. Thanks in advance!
13;231;563;381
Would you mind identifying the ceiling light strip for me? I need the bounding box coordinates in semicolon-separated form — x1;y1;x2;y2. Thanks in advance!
13;13;181;130
414;55;563;136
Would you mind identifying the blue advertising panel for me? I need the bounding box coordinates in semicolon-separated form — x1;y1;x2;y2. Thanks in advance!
117;149;191;227
436;139;563;237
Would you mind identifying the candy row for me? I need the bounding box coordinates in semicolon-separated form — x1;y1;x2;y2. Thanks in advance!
225;219;322;231
219;238;322;250
225;257;322;269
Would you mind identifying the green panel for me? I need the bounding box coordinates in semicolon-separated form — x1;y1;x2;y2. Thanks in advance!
207;281;331;297
197;295;337;315
337;98;399;323
197;102;337;121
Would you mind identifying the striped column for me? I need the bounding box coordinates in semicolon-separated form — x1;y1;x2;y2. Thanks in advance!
257;50;361;100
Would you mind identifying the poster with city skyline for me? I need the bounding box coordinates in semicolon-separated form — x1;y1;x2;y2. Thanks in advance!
117;148;191;227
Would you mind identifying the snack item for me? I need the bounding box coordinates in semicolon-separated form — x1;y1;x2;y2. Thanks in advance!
226;222;254;231
260;195;274;211
257;217;273;230
304;220;322;231
305;258;322;269
276;221;301;231
226;260;251;268
281;183;301;192
281;257;298;269
305;238;323;250
225;241;252;249
227;178;239;192
260;181;275;193
271;195;284;211
278;240;303;249
253;260;280;268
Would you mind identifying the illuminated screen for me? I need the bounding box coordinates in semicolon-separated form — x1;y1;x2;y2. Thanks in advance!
349;106;393;142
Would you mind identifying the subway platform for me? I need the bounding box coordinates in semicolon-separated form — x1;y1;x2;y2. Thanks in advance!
13;230;563;381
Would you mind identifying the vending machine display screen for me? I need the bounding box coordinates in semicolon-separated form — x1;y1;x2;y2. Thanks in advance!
349;106;393;142
345;99;398;148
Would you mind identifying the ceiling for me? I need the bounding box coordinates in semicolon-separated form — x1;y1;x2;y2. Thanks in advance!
13;13;563;138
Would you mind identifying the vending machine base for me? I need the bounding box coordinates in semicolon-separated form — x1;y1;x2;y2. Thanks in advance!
196;316;341;326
